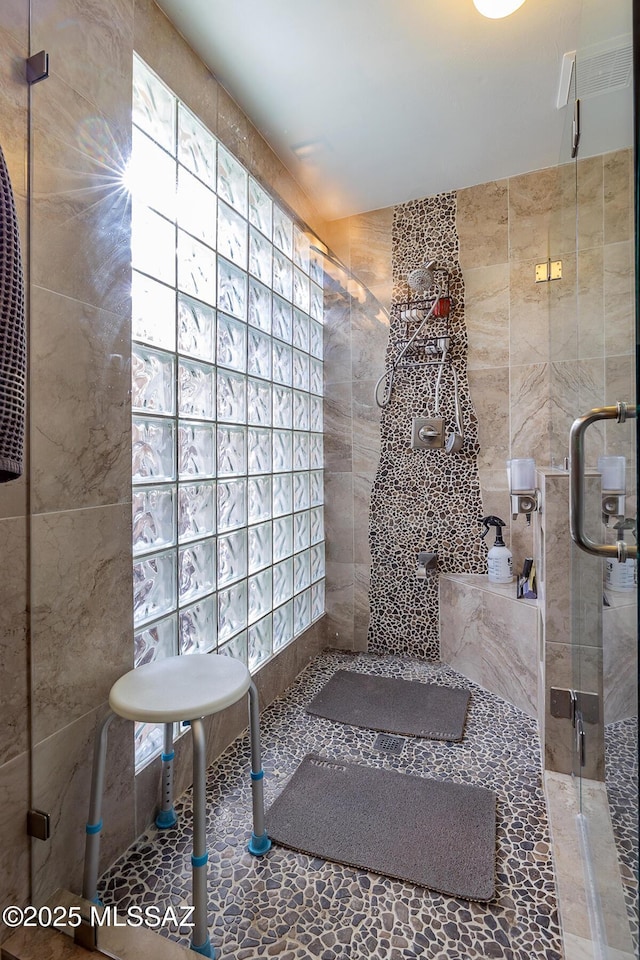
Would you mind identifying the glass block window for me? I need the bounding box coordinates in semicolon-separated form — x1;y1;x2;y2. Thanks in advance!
131;56;325;770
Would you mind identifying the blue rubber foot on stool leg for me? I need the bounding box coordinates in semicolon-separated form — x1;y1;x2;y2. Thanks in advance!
247;831;272;856
190;935;216;958
155;807;178;829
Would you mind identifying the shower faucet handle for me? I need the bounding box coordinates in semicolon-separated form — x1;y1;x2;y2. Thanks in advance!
411;417;444;450
416;551;437;578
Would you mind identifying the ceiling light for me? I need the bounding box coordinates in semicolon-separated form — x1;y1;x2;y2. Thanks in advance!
473;0;526;18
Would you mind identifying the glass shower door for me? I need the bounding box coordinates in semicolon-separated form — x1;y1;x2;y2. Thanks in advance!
559;0;637;950
570;0;636;799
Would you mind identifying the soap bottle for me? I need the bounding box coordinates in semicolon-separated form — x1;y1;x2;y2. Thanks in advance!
480;516;514;584
604;518;637;592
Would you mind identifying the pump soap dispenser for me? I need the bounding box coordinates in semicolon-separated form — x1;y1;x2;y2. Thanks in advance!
480;516;513;584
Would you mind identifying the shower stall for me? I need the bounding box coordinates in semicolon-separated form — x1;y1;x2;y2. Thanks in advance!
1;1;636;956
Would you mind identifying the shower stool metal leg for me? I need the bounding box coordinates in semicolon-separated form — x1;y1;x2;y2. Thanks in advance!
83;711;115;904
246;681;271;856
155;722;178;829
189;717;215;958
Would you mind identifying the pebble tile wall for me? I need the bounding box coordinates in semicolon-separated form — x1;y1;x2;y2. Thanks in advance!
99;650;562;960
368;193;485;658
605;716;639;952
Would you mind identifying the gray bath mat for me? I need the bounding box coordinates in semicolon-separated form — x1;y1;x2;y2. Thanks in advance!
266;754;496;901
306;670;470;741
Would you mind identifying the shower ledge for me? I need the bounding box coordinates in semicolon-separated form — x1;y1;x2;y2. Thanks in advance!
439;573;538;720
441;572;538;603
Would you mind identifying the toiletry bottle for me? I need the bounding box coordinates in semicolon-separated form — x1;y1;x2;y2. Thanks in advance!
604;518;637;592
480;516;514;584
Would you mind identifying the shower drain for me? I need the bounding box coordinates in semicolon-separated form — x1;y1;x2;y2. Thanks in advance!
373;733;406;755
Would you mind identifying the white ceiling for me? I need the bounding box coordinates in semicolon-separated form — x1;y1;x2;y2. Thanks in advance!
154;0;633;221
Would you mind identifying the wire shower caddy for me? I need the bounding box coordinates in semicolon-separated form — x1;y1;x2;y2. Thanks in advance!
392;267;453;367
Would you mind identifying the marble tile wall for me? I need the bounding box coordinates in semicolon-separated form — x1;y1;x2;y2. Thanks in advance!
439;574;538;718
318;210;392;651
325;206;394;314
458;151;635;570
0;0;334;937
329;155;634;766
26;0;136;918
457;171;554;568
4;0;137;915
321;241;390;650
1;0;35;941
603;594;638;725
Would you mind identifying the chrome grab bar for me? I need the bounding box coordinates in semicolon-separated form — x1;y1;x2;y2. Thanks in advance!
569;402;637;561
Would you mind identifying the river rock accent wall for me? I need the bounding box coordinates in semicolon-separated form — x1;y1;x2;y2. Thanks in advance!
368;192;485;659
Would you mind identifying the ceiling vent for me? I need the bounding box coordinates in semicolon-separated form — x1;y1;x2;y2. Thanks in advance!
575;34;633;100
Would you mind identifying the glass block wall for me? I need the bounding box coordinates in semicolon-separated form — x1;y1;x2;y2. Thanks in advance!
130;56;325;769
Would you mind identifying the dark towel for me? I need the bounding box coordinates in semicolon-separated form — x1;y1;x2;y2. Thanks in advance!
0;144;26;482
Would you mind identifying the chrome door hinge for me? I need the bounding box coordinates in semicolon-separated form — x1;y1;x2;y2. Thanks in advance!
26;51;49;85
550;687;578;724
27;809;51;840
550;688;599;725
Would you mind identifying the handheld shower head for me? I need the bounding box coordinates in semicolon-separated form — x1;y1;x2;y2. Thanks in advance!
407;261;437;293
374;260;444;409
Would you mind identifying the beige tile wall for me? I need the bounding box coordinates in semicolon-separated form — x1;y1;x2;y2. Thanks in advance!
603;594;638;723
321;243;390;649
328;150;634;667
0;0;34;938
24;0;136;910
457;171;554;567
439;574;538;718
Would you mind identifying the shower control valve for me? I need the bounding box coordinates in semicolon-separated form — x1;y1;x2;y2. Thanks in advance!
411;417;444;450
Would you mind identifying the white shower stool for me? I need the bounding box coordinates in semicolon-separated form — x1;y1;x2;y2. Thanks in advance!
82;654;271;959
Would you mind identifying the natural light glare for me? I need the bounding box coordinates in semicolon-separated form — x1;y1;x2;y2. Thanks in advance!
120;158;135;195
122;128;177;220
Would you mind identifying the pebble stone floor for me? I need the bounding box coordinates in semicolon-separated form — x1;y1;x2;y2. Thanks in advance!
98;651;563;960
604;716;639;953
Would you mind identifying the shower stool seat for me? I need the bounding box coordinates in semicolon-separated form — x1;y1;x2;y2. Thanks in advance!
82;654;272;959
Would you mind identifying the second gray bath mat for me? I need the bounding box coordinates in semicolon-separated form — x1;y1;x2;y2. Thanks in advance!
266;753;496;901
306;670;470;741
